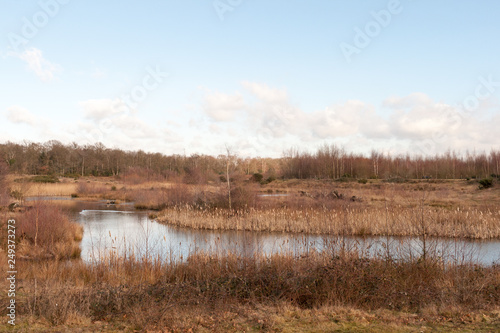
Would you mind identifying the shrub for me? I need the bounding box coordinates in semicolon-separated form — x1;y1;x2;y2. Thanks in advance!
266;175;276;183
183;167;206;185
478;178;493;189
31;175;60;183
10;190;23;201
358;178;368;184
251;173;264;182
17;202;82;259
384;177;407;183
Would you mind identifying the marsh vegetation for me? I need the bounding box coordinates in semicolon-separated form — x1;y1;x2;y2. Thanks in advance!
0;143;499;331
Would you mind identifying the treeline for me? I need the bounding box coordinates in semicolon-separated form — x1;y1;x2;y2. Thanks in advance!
0;141;499;181
0;141;279;182
284;145;500;180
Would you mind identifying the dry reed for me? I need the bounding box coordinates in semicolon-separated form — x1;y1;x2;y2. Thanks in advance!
157;204;500;239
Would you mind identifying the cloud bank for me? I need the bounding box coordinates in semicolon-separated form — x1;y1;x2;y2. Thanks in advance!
3;82;499;157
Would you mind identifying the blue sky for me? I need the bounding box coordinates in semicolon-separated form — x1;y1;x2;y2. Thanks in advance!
1;0;499;157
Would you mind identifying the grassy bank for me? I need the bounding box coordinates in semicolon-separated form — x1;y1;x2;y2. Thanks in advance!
1;250;499;332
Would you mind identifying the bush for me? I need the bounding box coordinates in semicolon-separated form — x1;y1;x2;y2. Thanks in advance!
10;190;23;201
31;175;60;183
183;167;206;185
478;178;493;189
251;173;264;182
358;178;368;184
266;175;276;183
383;177;407;183
17;202;82;259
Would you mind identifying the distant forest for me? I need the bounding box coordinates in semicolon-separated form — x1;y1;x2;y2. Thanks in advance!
0;141;499;181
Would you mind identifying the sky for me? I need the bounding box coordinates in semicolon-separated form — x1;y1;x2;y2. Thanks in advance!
1;0;499;158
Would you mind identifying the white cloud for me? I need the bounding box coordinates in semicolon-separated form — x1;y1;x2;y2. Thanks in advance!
241;81;288;103
384;94;500;154
79;98;127;120
196;83;500;157
6;106;38;125
4;81;499;158
202;91;245;121
12;48;60;82
383;92;433;109
74;98;184;152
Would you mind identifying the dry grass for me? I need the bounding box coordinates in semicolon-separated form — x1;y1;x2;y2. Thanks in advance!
153;179;500;239
7;178;77;198
157;203;500;239
0;250;498;332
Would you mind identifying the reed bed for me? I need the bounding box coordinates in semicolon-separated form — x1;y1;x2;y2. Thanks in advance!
157;205;500;239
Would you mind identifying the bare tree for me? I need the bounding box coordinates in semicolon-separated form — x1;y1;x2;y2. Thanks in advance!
225;145;233;212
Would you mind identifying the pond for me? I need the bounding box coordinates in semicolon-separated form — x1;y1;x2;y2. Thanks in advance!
31;197;500;265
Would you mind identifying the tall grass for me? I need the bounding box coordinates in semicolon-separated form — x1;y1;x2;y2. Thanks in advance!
76;181;108;197
132;183;195;210
2;248;499;330
157;204;500;239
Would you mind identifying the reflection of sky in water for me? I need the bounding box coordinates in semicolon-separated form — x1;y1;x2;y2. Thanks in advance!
49;198;500;265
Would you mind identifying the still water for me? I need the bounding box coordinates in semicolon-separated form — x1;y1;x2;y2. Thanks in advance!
35;197;500;265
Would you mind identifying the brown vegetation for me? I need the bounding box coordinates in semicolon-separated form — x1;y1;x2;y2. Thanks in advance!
1;142;499;330
157;204;500;239
155;180;500;239
0;249;498;331
1;202;83;260
0;161;9;206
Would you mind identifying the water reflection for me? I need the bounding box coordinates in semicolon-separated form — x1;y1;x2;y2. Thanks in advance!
33;197;500;265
